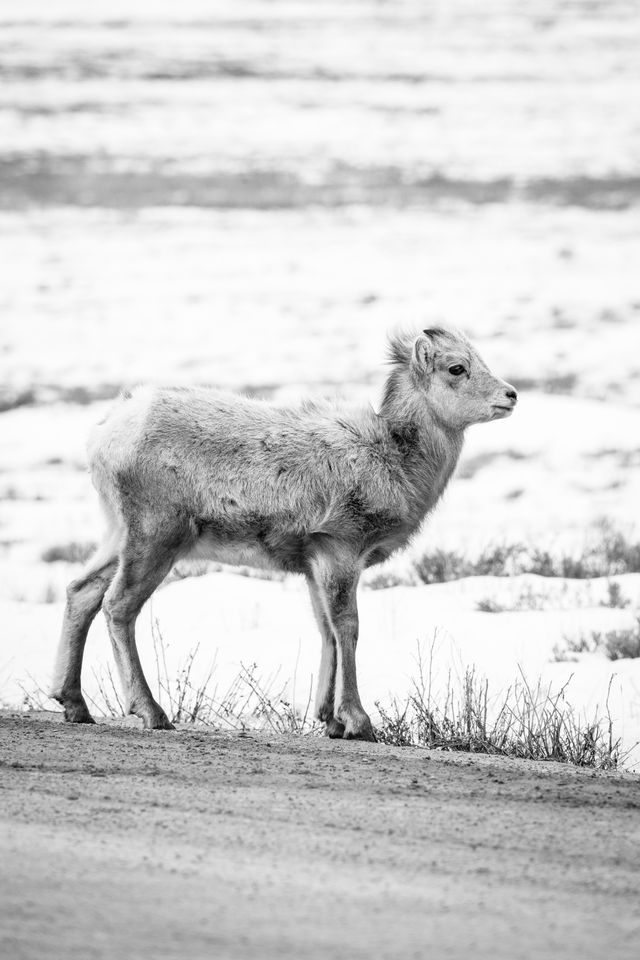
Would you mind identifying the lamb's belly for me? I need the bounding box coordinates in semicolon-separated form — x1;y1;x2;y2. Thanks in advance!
187;536;276;571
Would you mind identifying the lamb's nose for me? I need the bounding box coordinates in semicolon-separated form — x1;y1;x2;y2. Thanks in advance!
506;388;518;403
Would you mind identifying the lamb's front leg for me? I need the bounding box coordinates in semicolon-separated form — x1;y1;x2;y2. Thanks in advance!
307;576;344;738
311;561;376;742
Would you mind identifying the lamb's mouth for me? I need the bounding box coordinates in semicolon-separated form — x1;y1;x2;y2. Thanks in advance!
491;405;514;419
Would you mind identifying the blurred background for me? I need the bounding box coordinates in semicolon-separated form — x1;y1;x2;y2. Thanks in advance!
1;1;639;726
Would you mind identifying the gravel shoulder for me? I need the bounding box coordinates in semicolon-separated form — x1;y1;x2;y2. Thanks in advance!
1;712;639;960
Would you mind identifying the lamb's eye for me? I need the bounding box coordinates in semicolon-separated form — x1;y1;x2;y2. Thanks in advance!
448;364;466;376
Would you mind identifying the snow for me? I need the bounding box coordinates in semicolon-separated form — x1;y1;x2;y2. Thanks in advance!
0;0;639;769
3;571;640;768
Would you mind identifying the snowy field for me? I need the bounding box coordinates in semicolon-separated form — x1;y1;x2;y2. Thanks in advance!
0;0;639;764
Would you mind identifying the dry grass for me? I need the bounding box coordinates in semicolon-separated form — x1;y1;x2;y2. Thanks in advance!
375;643;631;770
67;618;320;735
15;626;634;770
41;541;96;564
476;583;552;613
603;618;640;660
553;616;640;663
476;578;633;614
413;523;640;585
37;524;640;598
600;580;631;609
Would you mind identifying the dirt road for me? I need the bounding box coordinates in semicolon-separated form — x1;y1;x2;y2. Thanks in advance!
1;713;639;960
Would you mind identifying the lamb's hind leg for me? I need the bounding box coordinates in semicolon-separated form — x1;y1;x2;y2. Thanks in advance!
307;575;345;739
102;524;187;730
51;535;119;723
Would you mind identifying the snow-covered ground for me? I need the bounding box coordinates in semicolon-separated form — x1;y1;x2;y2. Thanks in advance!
3;571;640;768
0;1;638;765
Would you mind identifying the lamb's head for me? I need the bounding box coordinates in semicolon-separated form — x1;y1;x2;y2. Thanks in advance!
386;327;518;431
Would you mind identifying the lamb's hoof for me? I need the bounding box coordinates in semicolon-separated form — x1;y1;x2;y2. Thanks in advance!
342;717;377;742
63;701;95;724
141;710;175;731
324;718;346;739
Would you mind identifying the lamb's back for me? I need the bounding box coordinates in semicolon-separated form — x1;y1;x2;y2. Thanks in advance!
88;386;407;526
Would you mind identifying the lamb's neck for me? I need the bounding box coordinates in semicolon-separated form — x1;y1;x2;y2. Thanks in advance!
385;407;465;518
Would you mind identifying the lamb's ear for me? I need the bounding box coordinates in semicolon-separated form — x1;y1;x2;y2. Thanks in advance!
411;334;434;375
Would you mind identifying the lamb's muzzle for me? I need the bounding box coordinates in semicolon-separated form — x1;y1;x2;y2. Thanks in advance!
490;383;518;418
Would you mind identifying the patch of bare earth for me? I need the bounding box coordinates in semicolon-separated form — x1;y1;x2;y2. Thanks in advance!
1;713;639;960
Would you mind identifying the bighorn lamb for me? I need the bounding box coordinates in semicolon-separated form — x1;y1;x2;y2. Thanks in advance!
51;327;517;740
